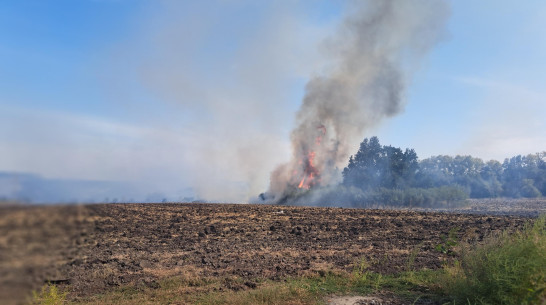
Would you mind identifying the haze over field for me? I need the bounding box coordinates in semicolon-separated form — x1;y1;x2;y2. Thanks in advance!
1;0;545;203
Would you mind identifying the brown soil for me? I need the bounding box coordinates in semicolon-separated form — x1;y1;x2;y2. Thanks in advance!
0;203;533;304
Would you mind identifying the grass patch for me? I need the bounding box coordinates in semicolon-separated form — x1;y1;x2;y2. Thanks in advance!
439;215;546;304
196;282;316;305
62;270;441;305
194;268;448;305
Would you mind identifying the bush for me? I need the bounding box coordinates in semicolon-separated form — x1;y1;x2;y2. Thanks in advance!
441;215;546;304
291;185;468;209
32;284;67;305
358;186;468;208
521;179;542;198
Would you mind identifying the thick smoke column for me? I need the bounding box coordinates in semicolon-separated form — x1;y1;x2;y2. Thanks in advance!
267;0;449;202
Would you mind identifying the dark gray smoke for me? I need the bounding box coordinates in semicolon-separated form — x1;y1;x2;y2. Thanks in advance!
266;0;449;203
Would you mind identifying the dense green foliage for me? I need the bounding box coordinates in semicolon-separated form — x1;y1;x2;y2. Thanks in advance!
342;137;546;202
342;137;419;190
440;215;546;304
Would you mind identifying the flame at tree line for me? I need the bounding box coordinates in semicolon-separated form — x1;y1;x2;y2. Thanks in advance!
297;151;316;189
263;0;449;204
295;125;326;190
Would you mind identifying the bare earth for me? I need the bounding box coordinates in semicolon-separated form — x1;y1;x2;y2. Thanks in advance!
1;199;543;305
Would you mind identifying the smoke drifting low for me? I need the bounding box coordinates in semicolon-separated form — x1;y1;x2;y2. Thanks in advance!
266;0;449;203
105;2;327;202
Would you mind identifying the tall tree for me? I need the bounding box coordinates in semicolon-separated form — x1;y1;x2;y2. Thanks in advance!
342;137;419;190
477;160;503;198
502;154;543;197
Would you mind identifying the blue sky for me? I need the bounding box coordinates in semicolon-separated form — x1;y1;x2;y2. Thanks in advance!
378;0;546;160
1;0;545;202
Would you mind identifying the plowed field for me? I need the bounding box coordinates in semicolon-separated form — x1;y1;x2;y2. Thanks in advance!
0;203;533;304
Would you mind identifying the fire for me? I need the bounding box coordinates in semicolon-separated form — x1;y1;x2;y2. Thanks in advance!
298;152;317;189
298;177;306;188
296;125;326;190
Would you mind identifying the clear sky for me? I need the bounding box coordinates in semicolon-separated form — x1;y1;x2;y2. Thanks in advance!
1;0;545;202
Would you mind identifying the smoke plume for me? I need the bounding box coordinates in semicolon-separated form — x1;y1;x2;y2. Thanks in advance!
266;0;449;203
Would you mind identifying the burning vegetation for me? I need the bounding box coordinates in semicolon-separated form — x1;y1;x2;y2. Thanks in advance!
263;0;449;204
258;1;545;207
262;135;546;208
295;125;325;190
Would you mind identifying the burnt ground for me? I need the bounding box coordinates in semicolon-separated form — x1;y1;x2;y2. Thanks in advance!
0;200;540;305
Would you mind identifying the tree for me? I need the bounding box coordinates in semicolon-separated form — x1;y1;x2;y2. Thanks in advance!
478;160;503;198
416;155;456;188
342;137;545;201
417;155;504;198
342;137;419;191
502;154;544;197
342;137;383;190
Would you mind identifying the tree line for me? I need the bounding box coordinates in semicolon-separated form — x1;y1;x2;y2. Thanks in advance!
335;136;545;208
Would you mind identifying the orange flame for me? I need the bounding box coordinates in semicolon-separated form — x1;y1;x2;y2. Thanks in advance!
297;149;319;189
298;177;306;188
294;125;325;190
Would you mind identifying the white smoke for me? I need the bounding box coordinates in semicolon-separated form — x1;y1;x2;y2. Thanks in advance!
267;0;449;202
107;2;327;202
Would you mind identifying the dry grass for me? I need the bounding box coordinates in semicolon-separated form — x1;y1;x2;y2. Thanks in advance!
69;276;318;305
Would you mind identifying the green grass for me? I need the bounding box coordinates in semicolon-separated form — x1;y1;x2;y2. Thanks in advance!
196;269;446;305
33;216;546;305
439;215;546;304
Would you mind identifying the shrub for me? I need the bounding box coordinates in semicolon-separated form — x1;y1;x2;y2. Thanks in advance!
358;186;468;208
32;284;67;305
440;215;546;304
521;179;542;198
